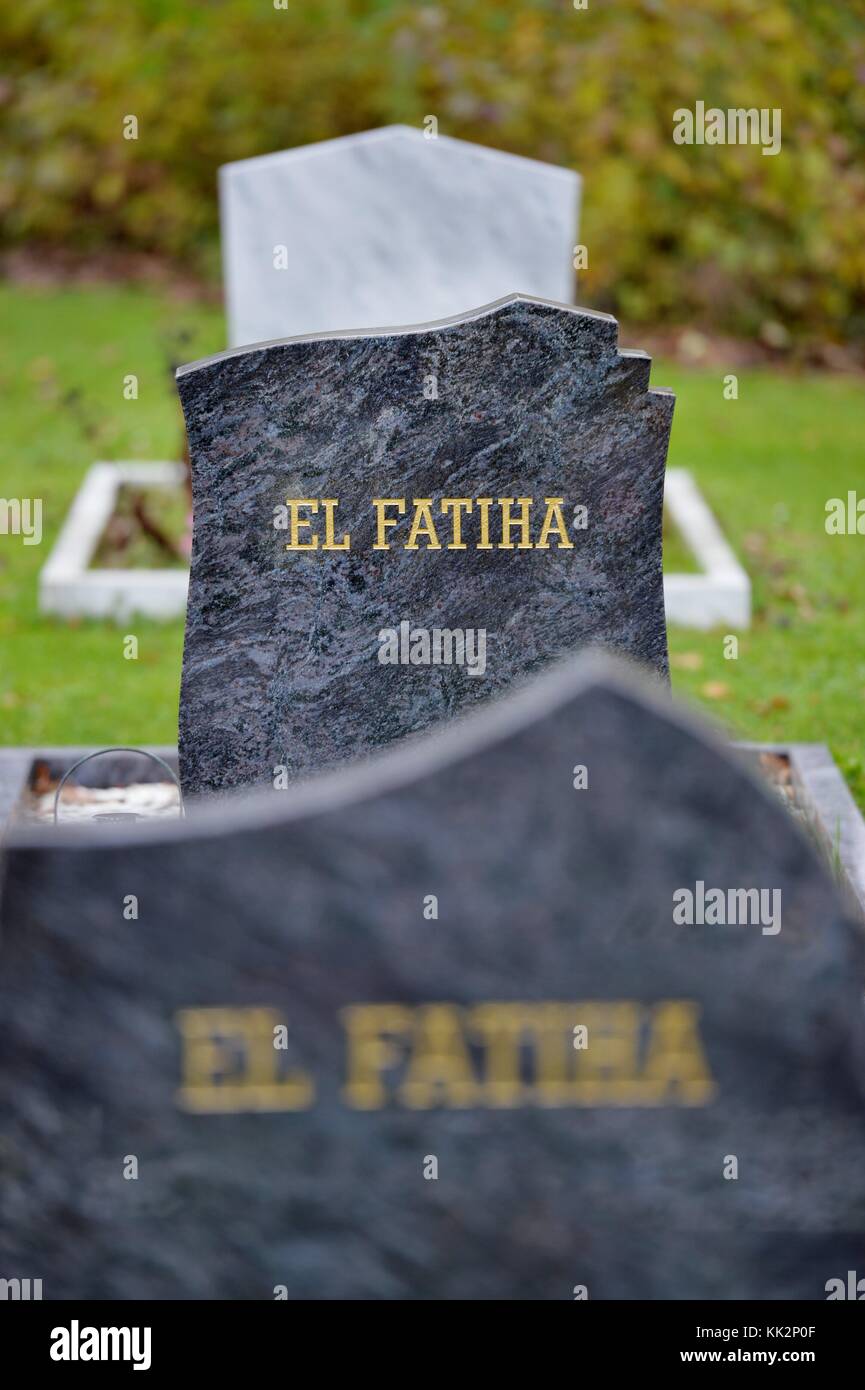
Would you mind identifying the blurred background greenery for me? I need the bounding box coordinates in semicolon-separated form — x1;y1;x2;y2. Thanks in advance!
2;0;864;349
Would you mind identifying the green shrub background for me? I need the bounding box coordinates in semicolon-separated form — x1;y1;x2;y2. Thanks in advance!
2;0;864;344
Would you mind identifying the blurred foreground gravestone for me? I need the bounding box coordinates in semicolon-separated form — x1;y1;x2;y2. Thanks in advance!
177;294;673;796
220;125;580;348
1;654;863;1299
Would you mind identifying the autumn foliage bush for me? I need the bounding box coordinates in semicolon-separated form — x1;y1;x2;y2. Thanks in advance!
2;0;864;345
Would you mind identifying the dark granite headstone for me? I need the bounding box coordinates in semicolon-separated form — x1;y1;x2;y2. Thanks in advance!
176;295;674;796
1;655;863;1299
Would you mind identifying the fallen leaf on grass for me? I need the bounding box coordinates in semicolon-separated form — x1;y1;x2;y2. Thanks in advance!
28;356;56;382
743;532;768;558
700;681;731;700
754;695;791;715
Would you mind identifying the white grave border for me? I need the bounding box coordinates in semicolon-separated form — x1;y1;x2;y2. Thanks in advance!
39;462;189;622
39;462;750;629
664;467;751;629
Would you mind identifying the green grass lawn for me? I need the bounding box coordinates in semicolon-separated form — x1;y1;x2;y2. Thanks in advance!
1;283;863;807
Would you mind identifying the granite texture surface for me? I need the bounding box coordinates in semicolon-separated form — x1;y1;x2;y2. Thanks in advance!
220;125;580;347
176;295;674;797
1;655;863;1299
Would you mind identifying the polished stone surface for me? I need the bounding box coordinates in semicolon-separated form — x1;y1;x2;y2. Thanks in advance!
221;125;580;347
1;656;863;1299
177;295;673;796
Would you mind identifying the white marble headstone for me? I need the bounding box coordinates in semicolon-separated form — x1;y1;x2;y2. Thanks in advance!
220;125;580;348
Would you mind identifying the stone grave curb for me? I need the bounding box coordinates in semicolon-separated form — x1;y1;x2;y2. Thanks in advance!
1;739;862;920
38;461;189;622
38;462;746;629
740;741;865;921
664;467;751;629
